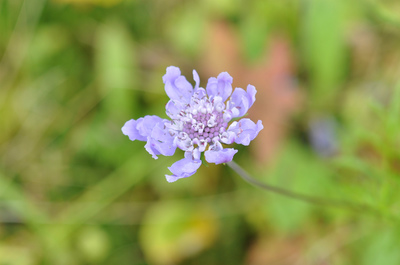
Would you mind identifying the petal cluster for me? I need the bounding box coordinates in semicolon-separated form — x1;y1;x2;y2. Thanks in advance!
122;66;263;182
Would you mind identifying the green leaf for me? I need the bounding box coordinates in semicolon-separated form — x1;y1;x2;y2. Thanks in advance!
387;82;400;138
361;226;400;265
303;0;347;110
240;13;269;63
167;7;206;57
263;142;335;232
95;20;138;120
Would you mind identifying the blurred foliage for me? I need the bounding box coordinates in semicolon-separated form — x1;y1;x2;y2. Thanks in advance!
1;0;400;264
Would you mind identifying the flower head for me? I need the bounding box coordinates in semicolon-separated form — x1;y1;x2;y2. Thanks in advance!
122;66;263;182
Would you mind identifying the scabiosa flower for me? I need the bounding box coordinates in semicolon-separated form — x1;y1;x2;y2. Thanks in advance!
122;66;263;182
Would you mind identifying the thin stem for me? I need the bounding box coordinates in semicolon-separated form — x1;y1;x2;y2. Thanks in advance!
227;160;376;212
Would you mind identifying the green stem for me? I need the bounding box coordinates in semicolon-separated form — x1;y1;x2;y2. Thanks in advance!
227;160;376;212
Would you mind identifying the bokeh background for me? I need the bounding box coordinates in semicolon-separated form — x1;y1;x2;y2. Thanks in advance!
1;0;400;264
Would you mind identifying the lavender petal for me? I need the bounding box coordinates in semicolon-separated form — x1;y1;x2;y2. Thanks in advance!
163;66;193;104
165;151;202;182
228;118;263;146
228;84;257;118
204;147;238;165
205;72;233;101
122;115;163;142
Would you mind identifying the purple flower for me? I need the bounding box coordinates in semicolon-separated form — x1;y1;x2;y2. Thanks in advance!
122;66;263;182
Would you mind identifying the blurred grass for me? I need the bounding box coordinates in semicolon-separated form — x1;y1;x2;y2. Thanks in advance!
1;0;400;264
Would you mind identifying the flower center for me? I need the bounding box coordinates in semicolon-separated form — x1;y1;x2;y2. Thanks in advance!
185;94;230;143
172;93;232;152
182;111;227;143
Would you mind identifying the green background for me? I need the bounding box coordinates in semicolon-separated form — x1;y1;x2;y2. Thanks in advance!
1;0;400;264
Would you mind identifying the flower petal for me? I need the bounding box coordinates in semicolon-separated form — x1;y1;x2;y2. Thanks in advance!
228;84;257;118
122;115;163;142
220;131;236;144
173;133;194;152
122;119;145;141
137;115;163;137
205;147;238;165
144;137;161;159
193;69;200;90
144;120;177;159
165;99;185;119
206;72;233;102
163;66;193;104
227;118;263;146
165;151;202;182
192;87;207;102
246;84;256;105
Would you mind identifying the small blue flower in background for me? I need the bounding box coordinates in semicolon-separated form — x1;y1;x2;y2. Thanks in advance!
122;66;263;182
